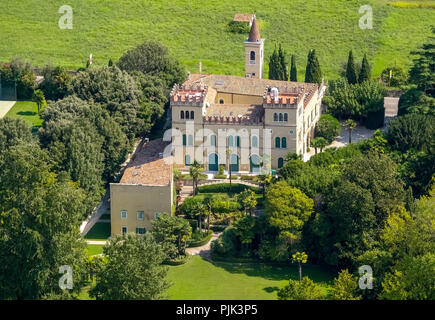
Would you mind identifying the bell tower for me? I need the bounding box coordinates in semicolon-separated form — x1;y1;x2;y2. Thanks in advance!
244;16;264;79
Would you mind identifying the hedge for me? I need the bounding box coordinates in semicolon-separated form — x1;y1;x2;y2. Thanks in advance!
163;253;191;266
197;183;260;194
188;230;213;247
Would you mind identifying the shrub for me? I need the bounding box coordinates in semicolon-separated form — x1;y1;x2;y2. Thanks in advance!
380;66;408;88
387;114;434;152
214;174;227;179
277;277;324;300
365;107;385;129
227;21;251;34
315;114;341;143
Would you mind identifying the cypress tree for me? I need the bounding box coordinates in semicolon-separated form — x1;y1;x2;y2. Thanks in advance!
269;47;278;80
346;50;358;84
358;54;371;83
278;44;288;81
290;55;297;81
305;50;314;83
311;50;322;84
108;58;113;67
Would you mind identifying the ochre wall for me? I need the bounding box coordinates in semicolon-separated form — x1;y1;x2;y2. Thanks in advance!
110;183;173;236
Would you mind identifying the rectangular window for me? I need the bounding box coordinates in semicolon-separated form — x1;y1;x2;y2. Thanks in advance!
136;228;146;235
154;212;160;220
121;210;127;219
137;211;144;220
122;226;127;235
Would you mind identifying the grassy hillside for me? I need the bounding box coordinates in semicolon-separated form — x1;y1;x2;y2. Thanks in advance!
0;0;433;80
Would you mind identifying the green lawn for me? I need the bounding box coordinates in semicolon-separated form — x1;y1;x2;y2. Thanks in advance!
86;244;104;256
84;222;111;241
166;256;335;300
0;1;433;79
77;255;335;300
5;101;43;128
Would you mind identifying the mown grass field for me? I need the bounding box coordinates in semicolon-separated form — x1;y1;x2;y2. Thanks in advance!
166;256;335;300
5;101;43;128
0;1;433;79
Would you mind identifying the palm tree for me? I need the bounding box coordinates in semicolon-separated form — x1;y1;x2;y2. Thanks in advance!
345;119;357;144
292;252;308;282
236;190;258;216
256;174;272;198
310;137;328;154
32;89;46;115
192;200;206;234
189;160;203;195
203;195;216;233
226;148;232;193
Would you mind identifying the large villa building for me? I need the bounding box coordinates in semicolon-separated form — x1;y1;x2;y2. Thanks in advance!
170;17;326;173
110;17;326;236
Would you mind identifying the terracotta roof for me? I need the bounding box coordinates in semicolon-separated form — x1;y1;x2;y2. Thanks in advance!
205;103;264;119
184;74;318;98
248;18;261;42
233;13;254;23
120;139;172;186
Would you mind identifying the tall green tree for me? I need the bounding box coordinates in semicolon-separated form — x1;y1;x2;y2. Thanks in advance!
90;234;170;300
264;181;313;244
278;44;288;81
305;50;322;84
0;117;33;152
117;40;186;88
358;54;371;83
290;54;297;82
345;50;358;84
152;213;192;260
409;27;435;97
0;144;88;299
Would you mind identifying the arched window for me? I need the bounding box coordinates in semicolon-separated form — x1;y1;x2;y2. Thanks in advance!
228;136;234;147
282;137;287;149
210;134;216;146
252;136;258;148
274;113;278;122
284;113;288;122
180;110;184;119
188;135;193;146
185;154;191;166
185;111;190;119
275;137;281;149
279;113;283;122
190;111;194;120
278;158;284;168
250;51;256;62
219;99;224;104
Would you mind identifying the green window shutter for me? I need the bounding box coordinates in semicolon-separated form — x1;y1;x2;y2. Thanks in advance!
183;134;186;146
275;137;281;148
282;137;287;148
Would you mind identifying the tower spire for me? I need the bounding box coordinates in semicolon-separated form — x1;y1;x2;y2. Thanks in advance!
248;17;261;42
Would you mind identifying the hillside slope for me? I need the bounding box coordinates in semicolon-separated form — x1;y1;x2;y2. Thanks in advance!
0;0;433;79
